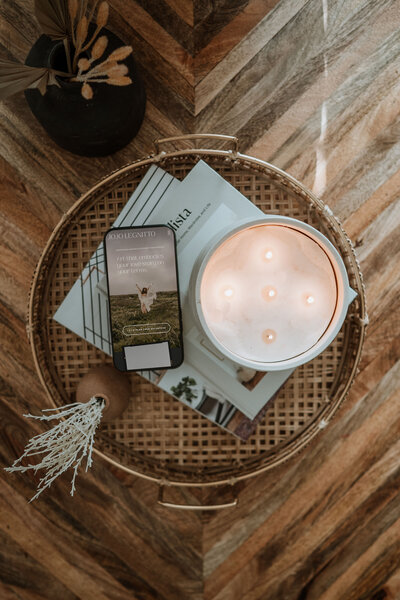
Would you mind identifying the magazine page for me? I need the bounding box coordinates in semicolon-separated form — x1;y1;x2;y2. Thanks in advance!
53;165;180;351
153;362;285;441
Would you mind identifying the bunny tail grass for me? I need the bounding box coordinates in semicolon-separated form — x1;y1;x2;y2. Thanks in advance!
5;397;105;501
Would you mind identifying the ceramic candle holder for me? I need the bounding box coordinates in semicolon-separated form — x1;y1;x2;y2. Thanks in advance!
190;216;357;371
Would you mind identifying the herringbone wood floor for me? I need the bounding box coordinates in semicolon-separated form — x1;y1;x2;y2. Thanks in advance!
1;1;399;599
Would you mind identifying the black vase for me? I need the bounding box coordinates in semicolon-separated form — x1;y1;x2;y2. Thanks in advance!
25;28;146;156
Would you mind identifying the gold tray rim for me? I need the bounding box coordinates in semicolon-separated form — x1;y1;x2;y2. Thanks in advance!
27;144;367;487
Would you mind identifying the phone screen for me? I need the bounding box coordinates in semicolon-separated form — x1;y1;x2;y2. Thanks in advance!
104;225;184;371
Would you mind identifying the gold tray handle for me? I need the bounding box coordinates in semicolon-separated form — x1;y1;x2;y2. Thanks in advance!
157;484;238;511
154;134;239;155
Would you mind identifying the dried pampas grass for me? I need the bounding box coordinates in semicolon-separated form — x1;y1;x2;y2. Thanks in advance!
68;1;133;95
5;397;105;501
96;1;109;28
81;81;93;99
91;35;108;60
0;1;134;101
73;43;133;92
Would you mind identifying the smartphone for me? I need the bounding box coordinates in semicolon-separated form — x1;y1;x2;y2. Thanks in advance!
104;225;184;371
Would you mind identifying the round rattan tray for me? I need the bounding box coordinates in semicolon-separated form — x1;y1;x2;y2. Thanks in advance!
28;134;366;491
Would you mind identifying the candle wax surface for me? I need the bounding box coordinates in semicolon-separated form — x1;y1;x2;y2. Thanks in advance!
200;225;337;363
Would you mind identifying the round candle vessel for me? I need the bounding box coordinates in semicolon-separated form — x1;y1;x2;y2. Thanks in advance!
191;216;357;371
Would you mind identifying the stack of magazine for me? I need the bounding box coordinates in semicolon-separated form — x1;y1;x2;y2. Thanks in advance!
54;161;293;440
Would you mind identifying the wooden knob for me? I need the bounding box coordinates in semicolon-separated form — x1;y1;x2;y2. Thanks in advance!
76;366;130;421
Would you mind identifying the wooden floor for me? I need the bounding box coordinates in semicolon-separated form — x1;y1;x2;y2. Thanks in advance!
1;1;400;598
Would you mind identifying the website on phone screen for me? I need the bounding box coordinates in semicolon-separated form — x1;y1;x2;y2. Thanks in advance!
105;226;182;370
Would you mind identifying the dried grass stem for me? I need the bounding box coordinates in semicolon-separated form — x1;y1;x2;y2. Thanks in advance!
5;397;105;501
87;0;100;24
63;38;72;74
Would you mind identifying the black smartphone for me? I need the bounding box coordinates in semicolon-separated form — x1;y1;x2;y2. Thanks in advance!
104;225;184;371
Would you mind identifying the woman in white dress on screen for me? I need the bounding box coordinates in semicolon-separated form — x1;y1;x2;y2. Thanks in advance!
136;283;157;313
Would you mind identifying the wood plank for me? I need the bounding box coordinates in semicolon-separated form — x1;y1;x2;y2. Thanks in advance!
0;529;81;600
1;398;203;599
204;364;400;598
316;516;400;600
108;11;195;111
193;0;250;54
195;0;310;116
0;1;41;61
247;1;400;166
130;0;194;54
194;0;280;84
164;0;194;27
111;0;194;85
198;0;395;137
0;0;399;597
382;569;400;600
343;169;400;241
0;484;114;600
0;581;48;600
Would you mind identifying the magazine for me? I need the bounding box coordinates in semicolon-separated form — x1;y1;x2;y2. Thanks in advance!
54;161;293;440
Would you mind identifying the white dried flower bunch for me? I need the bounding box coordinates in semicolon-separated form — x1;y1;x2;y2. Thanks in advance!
5;397;105;502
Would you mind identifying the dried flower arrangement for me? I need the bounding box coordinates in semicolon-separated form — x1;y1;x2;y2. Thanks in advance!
5;397;105;501
0;0;133;101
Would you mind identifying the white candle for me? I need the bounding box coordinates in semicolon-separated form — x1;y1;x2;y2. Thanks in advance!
199;224;337;364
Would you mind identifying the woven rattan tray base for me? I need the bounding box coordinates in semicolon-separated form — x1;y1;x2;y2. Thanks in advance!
29;137;366;486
